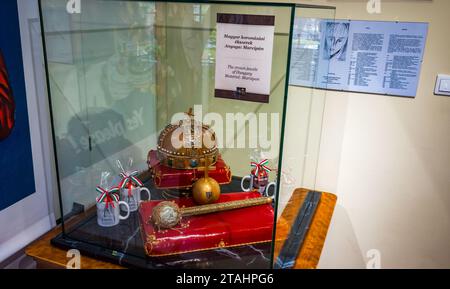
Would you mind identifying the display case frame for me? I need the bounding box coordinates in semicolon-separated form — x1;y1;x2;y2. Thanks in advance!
38;0;335;269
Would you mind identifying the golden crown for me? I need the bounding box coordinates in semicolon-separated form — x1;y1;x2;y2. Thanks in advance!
156;108;219;170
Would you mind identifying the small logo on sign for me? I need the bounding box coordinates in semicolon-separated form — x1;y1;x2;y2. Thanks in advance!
367;0;381;14
66;0;81;14
236;87;246;96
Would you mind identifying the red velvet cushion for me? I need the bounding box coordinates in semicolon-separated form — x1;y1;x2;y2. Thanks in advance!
147;150;232;189
139;192;274;257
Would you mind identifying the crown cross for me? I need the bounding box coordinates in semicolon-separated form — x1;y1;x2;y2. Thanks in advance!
185;108;194;118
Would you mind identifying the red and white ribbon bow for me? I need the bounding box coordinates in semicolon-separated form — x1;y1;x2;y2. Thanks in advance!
96;186;120;209
250;159;271;176
119;171;143;196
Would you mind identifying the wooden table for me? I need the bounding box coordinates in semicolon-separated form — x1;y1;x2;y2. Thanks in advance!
26;188;336;269
274;188;337;269
25;220;123;269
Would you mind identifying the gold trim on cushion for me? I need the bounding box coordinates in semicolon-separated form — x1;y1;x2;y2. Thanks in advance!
144;233;272;257
149;165;232;190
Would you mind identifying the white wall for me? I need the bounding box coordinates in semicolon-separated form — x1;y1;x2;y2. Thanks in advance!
235;0;447;268
309;0;450;268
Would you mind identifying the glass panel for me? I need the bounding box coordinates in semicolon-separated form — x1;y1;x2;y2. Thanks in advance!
274;5;336;269
40;0;333;269
41;0;295;269
41;0;88;216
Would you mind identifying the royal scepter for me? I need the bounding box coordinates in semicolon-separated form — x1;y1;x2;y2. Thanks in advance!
150;197;273;230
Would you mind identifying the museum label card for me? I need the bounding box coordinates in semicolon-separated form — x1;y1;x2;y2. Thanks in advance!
289;19;428;98
215;13;275;103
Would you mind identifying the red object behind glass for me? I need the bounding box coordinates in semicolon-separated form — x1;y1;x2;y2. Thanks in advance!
147;150;232;189
0;50;15;140
139;192;274;257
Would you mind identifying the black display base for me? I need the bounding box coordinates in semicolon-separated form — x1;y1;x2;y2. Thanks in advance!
51;176;273;269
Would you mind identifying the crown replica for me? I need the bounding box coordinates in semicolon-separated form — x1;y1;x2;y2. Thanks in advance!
148;109;231;189
156;108;219;170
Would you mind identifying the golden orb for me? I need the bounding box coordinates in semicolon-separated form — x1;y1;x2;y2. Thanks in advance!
192;177;221;205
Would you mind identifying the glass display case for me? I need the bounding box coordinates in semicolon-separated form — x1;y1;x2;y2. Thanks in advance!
273;5;336;269
39;0;335;269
